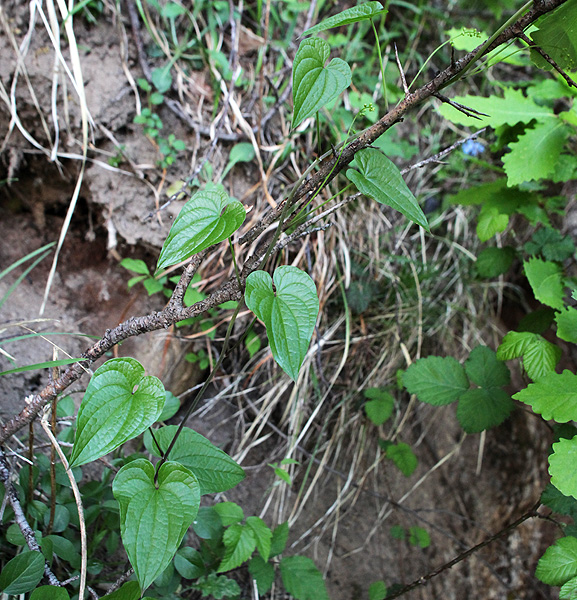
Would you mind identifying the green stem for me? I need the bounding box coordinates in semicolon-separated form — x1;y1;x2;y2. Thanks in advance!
371;18;388;110
442;0;533;89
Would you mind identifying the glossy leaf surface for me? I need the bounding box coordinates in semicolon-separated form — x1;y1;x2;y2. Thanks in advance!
245;266;319;381
144;426;245;494
347;148;429;230
292;38;351;128
112;459;200;591
70;358;165;467
303;2;386;36
514;371;577;422
157;189;245;270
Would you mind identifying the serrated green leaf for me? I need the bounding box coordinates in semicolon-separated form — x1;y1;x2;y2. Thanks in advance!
503;121;570;186
561;575;577;599
465;345;510;388
112;459;200;591
292;38;351;128
144;426;245;494
218;524;257;572
245;266;319;381
498;331;561;381
369;580;388;600
531;0;577;71
347;148;428;230
364;388;395;425
456;388;514;433
249;556;275;595
386;442;417;476
0;551;44;594
438;88;555;128
537;536;577;585
70;358;165;467
30;586;70;600
525;227;575;262
551;437;577;500
524;258;566;310
192;573;240;599
280;556;329;600
541;483;577;518
214;502;244;526
120;258;150;275
475;246;515;278
514;371;577;421
557;307;577;343
157;189;245;270
270;521;289;557
408;526;431;548
303;2;386;36
476;206;509;242
402;356;469;405
246;516;272;562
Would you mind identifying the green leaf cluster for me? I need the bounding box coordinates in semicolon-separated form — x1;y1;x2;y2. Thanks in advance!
403;346;514;433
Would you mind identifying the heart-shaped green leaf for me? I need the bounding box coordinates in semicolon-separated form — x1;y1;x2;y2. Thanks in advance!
112;459;201;592
157;188;246;270
143;426;245;494
70;358;165;467
292;38;351;128
303;2;387;37
347;148;429;230
245;266;319;381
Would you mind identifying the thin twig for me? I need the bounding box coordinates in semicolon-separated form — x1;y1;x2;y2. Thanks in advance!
433;92;489;120
394;43;410;96
517;31;577;88
40;410;87;600
0;449;61;587
401;128;487;174
385;501;542;599
0;0;569;446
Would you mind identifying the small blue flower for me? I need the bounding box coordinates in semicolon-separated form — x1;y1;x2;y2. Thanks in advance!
462;139;484;157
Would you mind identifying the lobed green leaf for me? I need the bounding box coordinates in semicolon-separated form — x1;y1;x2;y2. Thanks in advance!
503;120;570;187
465;345;510;388
249;556;275;595
514;371;577;422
